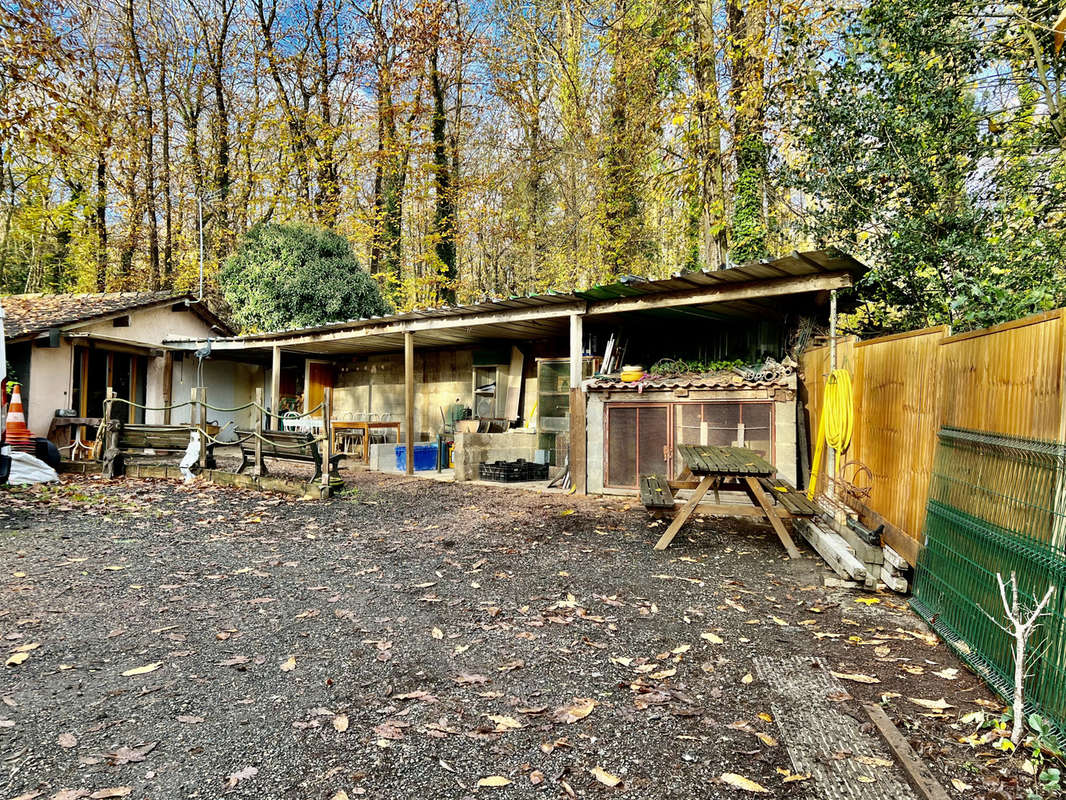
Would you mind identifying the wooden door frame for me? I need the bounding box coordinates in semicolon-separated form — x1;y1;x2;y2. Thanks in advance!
603;401;673;489
304;358;335;416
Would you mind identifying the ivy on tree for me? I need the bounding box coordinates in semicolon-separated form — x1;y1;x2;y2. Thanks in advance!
219;222;392;332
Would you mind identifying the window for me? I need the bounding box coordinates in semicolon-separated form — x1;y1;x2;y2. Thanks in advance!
604;400;774;488
72;348;147;422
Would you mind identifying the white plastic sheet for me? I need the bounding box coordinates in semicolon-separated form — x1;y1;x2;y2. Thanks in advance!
5;448;59;485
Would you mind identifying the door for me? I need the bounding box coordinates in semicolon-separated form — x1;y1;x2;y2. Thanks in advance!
304;360;335;417
605;404;671;488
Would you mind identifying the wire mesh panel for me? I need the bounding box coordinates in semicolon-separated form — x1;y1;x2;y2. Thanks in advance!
912;427;1066;735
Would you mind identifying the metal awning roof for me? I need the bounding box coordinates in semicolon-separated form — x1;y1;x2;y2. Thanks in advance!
166;249;865;357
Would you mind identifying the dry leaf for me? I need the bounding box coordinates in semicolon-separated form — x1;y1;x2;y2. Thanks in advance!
854;755;894;768
280;656;296;672
720;772;770;793
529;770;545;785
5;651;30;667
754;732;777;747
487;714;522;731
476;776;512;787
552;698;597;723
933;668;959;680
909;697;953;711
332;792;349;800
590;766;621;787
741;673;753;684
431;627;443;640
701;632;724;645
831;671;880;684
951;778;972;791
121;663;161;677
58;732;78;748
90;790;132;799
333;714;349;732
226;766;259;787
177;715;204;724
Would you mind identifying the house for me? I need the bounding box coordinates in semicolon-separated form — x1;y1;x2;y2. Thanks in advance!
164;249;865;495
0;292;253;442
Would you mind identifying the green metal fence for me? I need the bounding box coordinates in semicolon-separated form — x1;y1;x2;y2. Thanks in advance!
912;427;1066;734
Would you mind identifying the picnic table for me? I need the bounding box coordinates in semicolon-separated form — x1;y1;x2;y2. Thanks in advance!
650;444;805;558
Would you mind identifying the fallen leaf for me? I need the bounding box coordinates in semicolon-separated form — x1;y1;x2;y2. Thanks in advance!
121;663;161;677
454;672;489;684
951;778;972;791
855;597;881;605
333;714;349;732
701;632;724;645
933;668;959;680
58;732;78;748
5;652;30;667
831;671;880;684
487;714;522;732
909;697;953;711
90;789;132;799
431;627;443;640
552;698;597;723
477;776;512;787
529;770;545;785
226;765;259;787
741;673;753;684
754;732;777;747
177;715;204;724
720;772;770;793
590;766;622;787
854;755;894;768
106;741;158;765
331;792;349;800
280;656;296;672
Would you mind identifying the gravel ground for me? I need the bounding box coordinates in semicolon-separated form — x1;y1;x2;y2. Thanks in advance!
0;472;1032;799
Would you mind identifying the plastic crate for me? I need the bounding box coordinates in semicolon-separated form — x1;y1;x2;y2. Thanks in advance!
478;459;549;482
395;443;438;471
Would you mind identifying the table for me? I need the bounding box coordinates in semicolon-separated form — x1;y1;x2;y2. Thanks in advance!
651;444;803;558
330;421;401;464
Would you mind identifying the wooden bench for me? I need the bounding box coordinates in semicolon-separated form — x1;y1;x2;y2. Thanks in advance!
101;422;215;477
757;477;820;517
640;474;676;511
235;429;341;480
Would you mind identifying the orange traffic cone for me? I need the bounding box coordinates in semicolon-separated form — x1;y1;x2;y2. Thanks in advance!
4;383;36;454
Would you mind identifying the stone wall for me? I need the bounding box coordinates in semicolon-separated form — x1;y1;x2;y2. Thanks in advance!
452;431;538;481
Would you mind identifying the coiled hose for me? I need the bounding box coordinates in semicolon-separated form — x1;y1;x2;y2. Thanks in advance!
807;369;853;501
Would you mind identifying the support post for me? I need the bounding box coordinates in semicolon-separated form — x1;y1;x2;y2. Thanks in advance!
828;289;838;500
253;387;264;478
322;386;333;489
162;350;174;425
270;345;282;431
405;331;414;476
568;314;586;494
100;387;114;463
195;386;207;472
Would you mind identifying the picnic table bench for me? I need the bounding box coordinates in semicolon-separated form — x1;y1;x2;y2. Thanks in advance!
647;444;807;558
235;428;341;480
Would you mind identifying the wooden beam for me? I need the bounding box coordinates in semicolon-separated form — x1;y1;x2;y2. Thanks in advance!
270;345;281;431
405;331;414;476
655;475;714;550
162;351;174;425
568;314;586;495
585;272;853;317
745;476;803;558
842;494;921;567
862;703;952;800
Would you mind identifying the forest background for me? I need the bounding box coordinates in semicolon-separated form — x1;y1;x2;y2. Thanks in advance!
1;0;1064;333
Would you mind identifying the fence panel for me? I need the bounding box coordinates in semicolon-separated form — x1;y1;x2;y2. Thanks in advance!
800;310;1066;552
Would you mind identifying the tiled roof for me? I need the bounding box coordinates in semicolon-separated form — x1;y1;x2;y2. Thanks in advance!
2;292;231;340
586;370;793;392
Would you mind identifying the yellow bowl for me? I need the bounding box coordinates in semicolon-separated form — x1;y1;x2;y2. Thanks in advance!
620;367;645;382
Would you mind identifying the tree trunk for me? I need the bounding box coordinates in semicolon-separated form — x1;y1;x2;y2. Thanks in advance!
126;0;160;288
691;0;727;269
429;41;456;304
160;59;173;285
95;148;109;291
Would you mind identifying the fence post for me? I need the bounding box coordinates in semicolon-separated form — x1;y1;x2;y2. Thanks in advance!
100;387;114;461
322;386;333;491
191;387;205;472
254;387;264;478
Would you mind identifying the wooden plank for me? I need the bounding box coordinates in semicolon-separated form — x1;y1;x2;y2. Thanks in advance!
654;475;714;550
796;519;867;580
569;386;587;495
862;703;952;800
842;494;921;567
270;346;282;431
745;476;802;558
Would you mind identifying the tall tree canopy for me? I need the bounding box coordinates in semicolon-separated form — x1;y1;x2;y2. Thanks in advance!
219;222;391;332
0;0;1063;333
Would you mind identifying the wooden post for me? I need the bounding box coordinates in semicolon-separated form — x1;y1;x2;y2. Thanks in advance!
254;387;264;478
162;350;174;424
568;314;587;494
270;345;282;431
404;331;414;476
828;289;837;500
194;386;207;472
101;387;114;461
322;386;333;489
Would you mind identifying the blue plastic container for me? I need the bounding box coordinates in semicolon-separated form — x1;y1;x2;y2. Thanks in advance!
395;443;438;471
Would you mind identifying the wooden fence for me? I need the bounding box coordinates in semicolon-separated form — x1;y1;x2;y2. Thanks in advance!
800;308;1066;563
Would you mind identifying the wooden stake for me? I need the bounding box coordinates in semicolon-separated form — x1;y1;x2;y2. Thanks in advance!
322;386;333;489
254;387;264;478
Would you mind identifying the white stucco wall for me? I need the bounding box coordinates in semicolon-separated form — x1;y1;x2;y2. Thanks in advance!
23;303;224;438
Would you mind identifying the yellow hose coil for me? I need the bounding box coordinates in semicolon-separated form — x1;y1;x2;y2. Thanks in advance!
807;369;853;501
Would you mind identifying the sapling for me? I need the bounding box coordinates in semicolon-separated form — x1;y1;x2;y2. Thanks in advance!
989;571;1057;746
